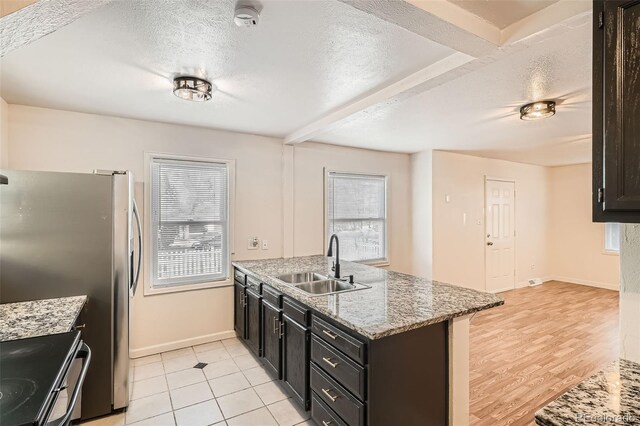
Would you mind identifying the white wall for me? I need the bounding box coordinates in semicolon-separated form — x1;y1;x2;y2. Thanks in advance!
549;164;620;290
411;150;433;279
620;225;640;363
5;104;412;356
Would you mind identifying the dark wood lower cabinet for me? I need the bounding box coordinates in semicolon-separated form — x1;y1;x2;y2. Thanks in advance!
233;268;449;426
262;300;282;379
282;314;311;410
233;281;246;339
246;289;262;357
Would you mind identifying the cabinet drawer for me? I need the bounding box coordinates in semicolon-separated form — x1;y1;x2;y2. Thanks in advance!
311;364;364;426
312;317;365;365
234;269;246;284
283;298;309;326
311;392;347;426
262;285;282;308
311;336;365;401
246;275;261;293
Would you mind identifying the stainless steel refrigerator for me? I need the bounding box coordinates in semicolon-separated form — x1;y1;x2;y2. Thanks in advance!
0;169;142;420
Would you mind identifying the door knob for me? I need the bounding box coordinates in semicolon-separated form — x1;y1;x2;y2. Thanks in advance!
487;242;494;246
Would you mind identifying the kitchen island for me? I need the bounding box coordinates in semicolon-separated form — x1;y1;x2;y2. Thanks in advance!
0;295;86;341
233;256;503;426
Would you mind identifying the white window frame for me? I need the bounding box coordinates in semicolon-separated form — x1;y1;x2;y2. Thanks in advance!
144;152;235;295
603;223;621;255
324;168;389;267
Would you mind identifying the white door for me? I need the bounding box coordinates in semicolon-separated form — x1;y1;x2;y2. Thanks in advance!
485;179;515;293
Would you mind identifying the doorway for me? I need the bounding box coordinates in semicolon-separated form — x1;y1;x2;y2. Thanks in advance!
485;178;515;293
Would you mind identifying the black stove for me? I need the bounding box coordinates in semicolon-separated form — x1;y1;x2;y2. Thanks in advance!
0;331;83;426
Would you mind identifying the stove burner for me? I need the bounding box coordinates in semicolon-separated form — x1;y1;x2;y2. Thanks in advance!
0;378;38;416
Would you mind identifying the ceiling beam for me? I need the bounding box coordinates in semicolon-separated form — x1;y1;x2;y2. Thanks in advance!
284;52;474;145
338;0;499;58
501;0;592;45
1;0;115;57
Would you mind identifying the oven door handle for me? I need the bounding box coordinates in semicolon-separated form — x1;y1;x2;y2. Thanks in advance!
49;342;92;426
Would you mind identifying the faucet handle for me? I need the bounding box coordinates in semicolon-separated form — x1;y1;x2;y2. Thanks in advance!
349;275;354;284
331;261;335;271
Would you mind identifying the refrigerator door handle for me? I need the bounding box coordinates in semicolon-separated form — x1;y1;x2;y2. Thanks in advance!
131;199;142;297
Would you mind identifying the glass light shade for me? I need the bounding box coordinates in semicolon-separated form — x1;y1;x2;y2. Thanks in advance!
173;77;213;102
520;101;556;120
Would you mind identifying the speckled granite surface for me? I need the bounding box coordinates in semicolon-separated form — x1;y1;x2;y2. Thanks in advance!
535;359;640;426
0;296;87;342
233;256;503;340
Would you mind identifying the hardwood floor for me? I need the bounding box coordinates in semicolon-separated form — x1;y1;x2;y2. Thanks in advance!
469;281;619;426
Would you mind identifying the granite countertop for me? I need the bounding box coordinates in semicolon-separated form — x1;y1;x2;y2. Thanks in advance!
233;256;503;340
0;296;87;342
535;359;640;426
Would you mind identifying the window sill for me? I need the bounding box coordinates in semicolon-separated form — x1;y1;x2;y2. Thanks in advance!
356;259;390;268
602;250;620;256
144;279;233;296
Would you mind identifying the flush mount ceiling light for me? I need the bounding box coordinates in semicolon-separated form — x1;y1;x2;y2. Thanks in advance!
520;100;556;120
173;76;213;102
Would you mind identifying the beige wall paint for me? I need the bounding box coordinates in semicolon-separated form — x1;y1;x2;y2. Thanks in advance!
0;0;39;17
429;150;551;291
620;225;640;363
549;164;620;290
0;97;8;167
5;104;412;355
411;150;433;279
291;142;413;274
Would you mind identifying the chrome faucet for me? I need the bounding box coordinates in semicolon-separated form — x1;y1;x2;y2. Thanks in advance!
327;234;341;279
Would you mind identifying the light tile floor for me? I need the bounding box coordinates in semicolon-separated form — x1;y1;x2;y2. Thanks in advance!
82;337;313;426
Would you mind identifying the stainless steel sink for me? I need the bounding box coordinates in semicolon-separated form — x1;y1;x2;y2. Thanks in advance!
274;271;370;296
294;279;355;295
276;272;327;284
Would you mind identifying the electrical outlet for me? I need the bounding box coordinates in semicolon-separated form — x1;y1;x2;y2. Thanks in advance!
247;237;259;250
531;264;536;270
262;240;268;250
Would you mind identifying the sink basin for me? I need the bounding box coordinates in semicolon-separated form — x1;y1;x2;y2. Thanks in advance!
294;279;355;295
276;272;327;284
273;271;370;296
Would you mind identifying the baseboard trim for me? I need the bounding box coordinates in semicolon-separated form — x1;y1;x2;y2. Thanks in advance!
130;330;237;358
550;276;619;291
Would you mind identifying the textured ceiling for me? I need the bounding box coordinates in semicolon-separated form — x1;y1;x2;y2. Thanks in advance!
0;0;454;137
314;18;592;166
448;0;559;29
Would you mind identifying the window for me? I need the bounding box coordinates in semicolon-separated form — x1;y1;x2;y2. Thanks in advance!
326;171;388;264
604;223;621;253
150;156;231;289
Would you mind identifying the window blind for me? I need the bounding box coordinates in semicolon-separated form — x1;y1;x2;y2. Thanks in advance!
327;172;387;262
151;158;229;287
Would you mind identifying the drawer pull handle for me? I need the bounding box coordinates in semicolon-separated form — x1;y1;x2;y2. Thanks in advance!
321;388;339;402
322;329;338;340
322;357;338;368
322;421;333;426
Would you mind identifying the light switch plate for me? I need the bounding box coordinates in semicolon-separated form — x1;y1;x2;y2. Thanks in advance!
262;240;268;250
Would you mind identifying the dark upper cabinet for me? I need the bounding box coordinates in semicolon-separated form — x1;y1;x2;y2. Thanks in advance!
233;282;246;339
246;288;262;357
262;301;283;379
282;314;311;410
593;0;640;222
